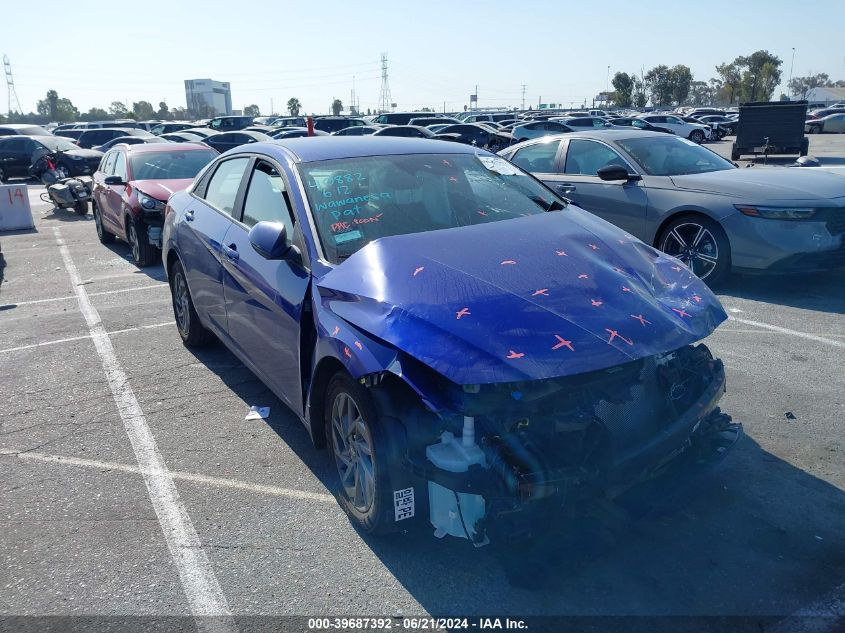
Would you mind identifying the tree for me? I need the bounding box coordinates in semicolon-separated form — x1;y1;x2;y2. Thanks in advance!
109;101;129;117
632;76;648;108
243;104;260;117
156;101;171;120
287;97;301;116
645;65;674;106
737;50;782;102
714;62;741;104
611;72;634;107
80;107;109;122
688;81;714;106
331;99;343;116
669;65;693;105
789;73;831;100
170;106;188;120
132;101;155;120
36;90;79;122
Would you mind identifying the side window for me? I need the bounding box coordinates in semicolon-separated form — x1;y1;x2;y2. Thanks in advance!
563;140;629;176
113;152;127;179
241;161;295;238
510;141;560;173
101;151;116;174
7;138;30;153
201;157;250;216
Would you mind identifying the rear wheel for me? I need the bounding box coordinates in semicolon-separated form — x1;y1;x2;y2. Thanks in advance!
658;215;730;286
0;165;6;183
689;129;705;144
325;372;395;535
74;200;89;216
93;203;115;243
169;260;213;347
127;218;157;267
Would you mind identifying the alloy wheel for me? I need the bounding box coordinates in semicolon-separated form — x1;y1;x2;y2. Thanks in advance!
172;271;190;336
94;207;103;238
330;391;375;512
128;224;140;262
661;222;720;280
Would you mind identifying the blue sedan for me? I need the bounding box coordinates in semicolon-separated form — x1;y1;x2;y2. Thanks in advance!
162;137;740;543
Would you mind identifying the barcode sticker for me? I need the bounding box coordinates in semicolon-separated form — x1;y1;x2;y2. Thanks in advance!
394;487;415;521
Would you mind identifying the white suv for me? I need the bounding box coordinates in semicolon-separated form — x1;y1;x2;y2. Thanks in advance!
639;114;711;143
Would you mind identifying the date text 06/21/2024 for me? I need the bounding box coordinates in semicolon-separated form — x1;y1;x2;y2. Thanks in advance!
306;617;529;630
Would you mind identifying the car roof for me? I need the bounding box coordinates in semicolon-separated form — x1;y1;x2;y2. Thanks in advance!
236;137;485;163
120;142;211;154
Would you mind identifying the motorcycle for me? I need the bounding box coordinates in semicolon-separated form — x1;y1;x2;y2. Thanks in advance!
28;148;92;216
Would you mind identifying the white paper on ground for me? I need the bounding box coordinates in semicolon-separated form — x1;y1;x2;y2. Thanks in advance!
245;406;270;421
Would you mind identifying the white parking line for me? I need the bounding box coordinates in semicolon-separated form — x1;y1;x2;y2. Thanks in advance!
53;227;236;633
0;321;173;355
16;452;336;504
2;283;166;307
729;316;845;349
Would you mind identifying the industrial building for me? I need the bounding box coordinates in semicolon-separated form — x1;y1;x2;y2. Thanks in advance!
184;78;232;116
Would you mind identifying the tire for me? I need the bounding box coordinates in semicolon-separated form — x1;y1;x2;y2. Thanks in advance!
0;165;6;183
324;371;395;535
689;129;705;144
74;200;89;216
93;202;115;244
800;137;809;157
127;217;157;267
730;143;741;161
658;214;731;286
169;260;213;347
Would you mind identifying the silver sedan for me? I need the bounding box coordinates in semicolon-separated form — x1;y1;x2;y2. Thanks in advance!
499;131;845;284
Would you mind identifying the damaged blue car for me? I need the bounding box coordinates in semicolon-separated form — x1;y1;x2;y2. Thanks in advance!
162;137;741;544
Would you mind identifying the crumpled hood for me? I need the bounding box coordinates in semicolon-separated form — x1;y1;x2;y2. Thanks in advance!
317;209;726;385
132;179;194;202
670;167;845;201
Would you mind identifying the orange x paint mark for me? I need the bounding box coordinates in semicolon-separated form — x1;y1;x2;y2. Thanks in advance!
354;341;363;351
413;266;425;277
343;346;352;358
618;239;626;244
692;294;702;303
589;244;599;250
501;259;517;265
622;286;632;292
532;288;549;297
456;308;471;319
449;176;458;182
578;273;589;279
556;250;568;257
672;307;691;318
606;328;634;346
671;265;682;272
331;326;340;336
591;299;603;307
477;210;488;217
552;335;574;351
506;350;525;359
631;314;650;326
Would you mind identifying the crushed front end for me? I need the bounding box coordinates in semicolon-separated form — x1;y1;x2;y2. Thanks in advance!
399;343;741;545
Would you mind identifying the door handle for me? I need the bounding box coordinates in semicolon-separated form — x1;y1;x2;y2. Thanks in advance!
556;183;576;194
185;209;195;222
222;243;239;262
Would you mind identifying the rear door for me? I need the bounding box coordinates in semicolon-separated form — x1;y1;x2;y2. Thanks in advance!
547;138;649;239
180;156;250;334
220;158;310;412
103;151;128;235
0;137;35;177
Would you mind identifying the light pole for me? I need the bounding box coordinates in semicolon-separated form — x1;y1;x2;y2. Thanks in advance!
606;65;611;104
788;47;796;98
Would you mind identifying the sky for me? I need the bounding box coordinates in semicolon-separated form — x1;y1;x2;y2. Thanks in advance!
3;0;845;117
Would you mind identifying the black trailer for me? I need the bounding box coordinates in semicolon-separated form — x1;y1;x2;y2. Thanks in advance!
731;100;809;161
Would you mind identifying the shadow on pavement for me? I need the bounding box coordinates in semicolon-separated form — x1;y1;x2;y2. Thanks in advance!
719;269;845;314
179;342;845;621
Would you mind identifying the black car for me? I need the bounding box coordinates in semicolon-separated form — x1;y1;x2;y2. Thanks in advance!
312;117;367;133
207;116;255;132
407;116;461;126
0;123;51;136
331;126;380;136
270;128;329;139
608;117;674;134
0;135;102;181
372;112;431;125
434;123;513;150
371;125;436;138
77;128;153;149
202;130;272;153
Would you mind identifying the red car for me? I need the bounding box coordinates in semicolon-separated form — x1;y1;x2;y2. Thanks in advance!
91;143;218;266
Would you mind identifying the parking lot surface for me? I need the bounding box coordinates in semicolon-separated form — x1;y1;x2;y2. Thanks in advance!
1;137;844;632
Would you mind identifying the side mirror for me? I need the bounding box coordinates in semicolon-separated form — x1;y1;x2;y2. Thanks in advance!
597;165;639;182
248;221;290;259
104;175;125;186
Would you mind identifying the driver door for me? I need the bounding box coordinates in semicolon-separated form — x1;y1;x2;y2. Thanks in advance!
546;138;649;239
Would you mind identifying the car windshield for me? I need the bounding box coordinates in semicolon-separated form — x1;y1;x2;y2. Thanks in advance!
129;150;217;181
617;136;735;176
40;137;81;152
299;153;566;263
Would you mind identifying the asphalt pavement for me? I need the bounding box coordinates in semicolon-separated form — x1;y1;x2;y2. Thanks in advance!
1;137;844;633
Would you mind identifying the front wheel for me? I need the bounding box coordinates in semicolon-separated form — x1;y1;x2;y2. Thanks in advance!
325;372;395;535
74;201;89;216
689;130;705;144
127;218;157;267
169;260;213;347
658;215;731;286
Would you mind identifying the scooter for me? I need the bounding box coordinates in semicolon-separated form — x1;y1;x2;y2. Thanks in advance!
28;148;92;216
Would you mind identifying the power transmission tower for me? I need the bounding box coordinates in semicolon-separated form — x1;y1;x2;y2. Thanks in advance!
521;84;526;110
3;55;23;116
378;53;392;113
